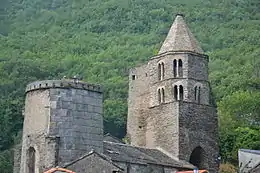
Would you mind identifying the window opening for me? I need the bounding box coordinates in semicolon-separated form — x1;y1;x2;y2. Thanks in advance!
158;63;161;80
132;75;136;80
174;85;178;100
194;86;197;101
179;85;184;100
173;59;177;77
158;88;161;103
28;147;36;173
198;86;201;104
178;59;183;77
161;88;165;103
161;62;165;80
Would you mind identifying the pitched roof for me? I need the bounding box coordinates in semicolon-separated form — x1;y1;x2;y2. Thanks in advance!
43;167;75;173
103;141;195;169
63;150;123;171
239;149;260;155
158;14;204;55
104;133;124;144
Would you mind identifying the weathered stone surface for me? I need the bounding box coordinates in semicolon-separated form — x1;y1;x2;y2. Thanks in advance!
19;80;103;173
127;15;219;173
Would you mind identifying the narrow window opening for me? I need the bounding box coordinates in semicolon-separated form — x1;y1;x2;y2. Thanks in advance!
132;75;136;80
173;59;177;77
28;147;36;173
178;59;183;77
161;62;165;80
198;86;201;104
194;86;197;101
179;85;184;100
158;63;161;80
174;85;178;100
162;88;165;103
158;89;161;103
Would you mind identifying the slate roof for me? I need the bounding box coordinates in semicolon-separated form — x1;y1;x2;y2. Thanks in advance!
158;14;204;55
104;133;124;144
64;150;123;171
103;141;195;169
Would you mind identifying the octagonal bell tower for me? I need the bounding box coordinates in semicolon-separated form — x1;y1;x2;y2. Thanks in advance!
127;14;219;172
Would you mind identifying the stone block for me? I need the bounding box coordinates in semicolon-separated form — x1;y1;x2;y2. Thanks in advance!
93;106;103;114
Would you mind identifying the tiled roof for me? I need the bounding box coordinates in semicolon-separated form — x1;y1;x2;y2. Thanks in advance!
103;141;195;169
158;14;204;55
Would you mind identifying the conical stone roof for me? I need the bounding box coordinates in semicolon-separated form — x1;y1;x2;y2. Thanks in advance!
158;14;204;54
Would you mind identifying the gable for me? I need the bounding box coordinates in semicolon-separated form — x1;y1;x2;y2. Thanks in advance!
65;153;123;173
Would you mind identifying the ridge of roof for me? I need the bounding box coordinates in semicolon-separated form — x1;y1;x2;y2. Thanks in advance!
239;149;260;155
158;14;204;55
104;133;124;144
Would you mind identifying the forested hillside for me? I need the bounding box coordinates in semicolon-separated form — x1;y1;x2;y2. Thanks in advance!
0;0;259;172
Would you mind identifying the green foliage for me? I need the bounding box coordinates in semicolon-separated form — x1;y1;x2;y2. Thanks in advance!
0;0;259;171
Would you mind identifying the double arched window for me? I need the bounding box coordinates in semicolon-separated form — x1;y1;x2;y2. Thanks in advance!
173;59;183;77
158;62;165;80
194;86;201;103
173;85;184;101
158;87;165;104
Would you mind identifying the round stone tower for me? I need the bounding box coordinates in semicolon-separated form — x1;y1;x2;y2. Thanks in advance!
20;79;103;173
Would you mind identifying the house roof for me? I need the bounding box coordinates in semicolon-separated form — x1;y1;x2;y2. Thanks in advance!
158;14;204;55
63;149;123;171
43;167;75;173
104;133;124;144
239;149;260;155
103;141;195;169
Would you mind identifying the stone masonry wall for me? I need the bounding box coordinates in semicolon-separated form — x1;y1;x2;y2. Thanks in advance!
127;65;150;146
20;89;50;173
187;54;209;81
178;102;219;173
146;102;179;156
48;87;103;165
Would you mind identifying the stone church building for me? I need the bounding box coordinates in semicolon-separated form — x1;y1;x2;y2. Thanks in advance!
14;14;219;173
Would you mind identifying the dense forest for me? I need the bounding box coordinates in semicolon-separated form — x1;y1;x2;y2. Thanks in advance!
0;0;259;172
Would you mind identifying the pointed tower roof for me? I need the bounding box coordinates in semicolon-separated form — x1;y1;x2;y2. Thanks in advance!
158;14;204;55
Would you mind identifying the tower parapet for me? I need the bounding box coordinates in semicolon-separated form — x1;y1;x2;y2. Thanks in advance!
20;79;103;173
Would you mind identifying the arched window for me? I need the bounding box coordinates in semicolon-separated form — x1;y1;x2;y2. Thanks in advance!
161;88;165;103
178;59;183;77
158;63;161;80
173;59;177;77
161;62;165;80
158;88;161;103
158;62;165;80
179;85;184;100
194;85;201;104
28;147;36;173
174;85;178;100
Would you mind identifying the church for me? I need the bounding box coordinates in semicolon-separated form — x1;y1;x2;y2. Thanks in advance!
14;14;219;173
